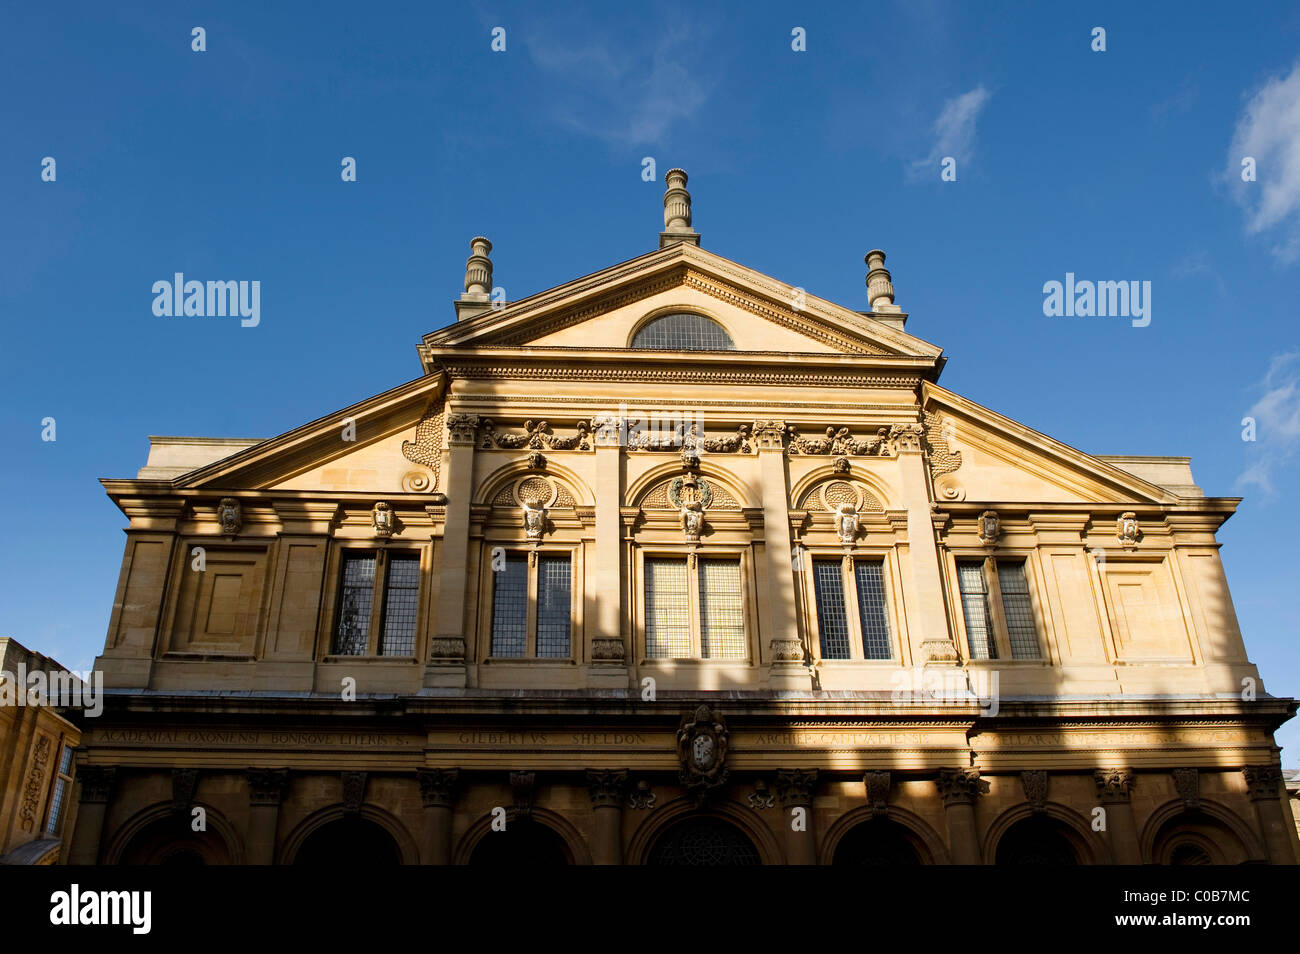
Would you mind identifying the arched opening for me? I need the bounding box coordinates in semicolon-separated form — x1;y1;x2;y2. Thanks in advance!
468;818;570;866
832;819;923;865
117;816;233;866
995;816;1079;865
293;816;401;866
647;816;761;865
1148;810;1252;865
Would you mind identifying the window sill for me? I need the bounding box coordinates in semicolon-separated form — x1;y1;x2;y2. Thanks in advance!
638;658;753;666
483;657;577;665
161;652;255;662
320;655;419;663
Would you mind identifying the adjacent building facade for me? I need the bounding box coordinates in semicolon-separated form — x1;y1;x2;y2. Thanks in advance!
69;172;1297;864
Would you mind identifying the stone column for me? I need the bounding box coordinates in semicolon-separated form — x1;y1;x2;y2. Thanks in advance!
589;415;629;687
753;421;807;688
66;765;116;865
1244;765;1296;864
937;768;986;864
245;769;289;865
418;768;459;865
1093;768;1141;864
892;424;959;665
586;769;627;865
776;769;819;865
427;412;477;687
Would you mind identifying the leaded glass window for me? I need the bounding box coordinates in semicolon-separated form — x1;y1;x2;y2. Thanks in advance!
488;551;573;658
379;553;420;656
333;553;376;655
490;554;529;657
45;745;74;834
957;561;996;659
810;558;893;660
644;555;748;659
854;562;892;660
813;561;852;659
699;559;745;659
645;558;691;658
536;555;572;657
997;561;1041;659
630;313;735;351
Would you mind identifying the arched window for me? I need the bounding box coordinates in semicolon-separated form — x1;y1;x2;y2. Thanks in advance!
630;313;735;351
647;817;760;865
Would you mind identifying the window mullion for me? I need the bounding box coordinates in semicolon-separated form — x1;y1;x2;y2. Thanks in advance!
526;554;539;657
985;558;1014;660
367;550;387;656
841;555;865;660
688;555;703;658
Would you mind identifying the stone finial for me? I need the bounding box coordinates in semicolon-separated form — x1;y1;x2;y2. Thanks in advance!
456;237;494;321
660;168;700;248
865;249;900;313
463;236;492;296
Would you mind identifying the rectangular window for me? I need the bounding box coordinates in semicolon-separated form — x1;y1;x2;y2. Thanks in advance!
333;552;376;655
997;561;1041;659
379;553;420;656
536;555;572;658
699;559;745;659
645;558;692;658
957;561;997;659
45;745;75;835
487;552;573;659
811;558;893;660
489;554;529;657
812;561;852;659
854;562;892;660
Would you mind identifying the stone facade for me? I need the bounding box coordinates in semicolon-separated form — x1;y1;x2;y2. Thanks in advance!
68;174;1297;864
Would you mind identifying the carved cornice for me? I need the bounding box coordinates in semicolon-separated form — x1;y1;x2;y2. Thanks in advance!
441;363;925;389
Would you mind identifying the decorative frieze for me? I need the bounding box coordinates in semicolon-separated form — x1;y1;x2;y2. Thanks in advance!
479;418;591;451
18;735;51;832
787;425;890;457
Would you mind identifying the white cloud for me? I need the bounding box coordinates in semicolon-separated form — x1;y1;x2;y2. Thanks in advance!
527;26;712;148
1237;351;1300;498
908;86;991;181
1227;62;1300;263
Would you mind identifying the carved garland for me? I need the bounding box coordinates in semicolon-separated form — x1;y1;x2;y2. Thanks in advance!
19;735;52;833
787;425;890;457
479;419;591;451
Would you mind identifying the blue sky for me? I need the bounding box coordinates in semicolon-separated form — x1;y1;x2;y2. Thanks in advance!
3;2;1299;757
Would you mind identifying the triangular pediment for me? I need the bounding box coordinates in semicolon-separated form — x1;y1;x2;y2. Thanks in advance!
923;383;1187;506
421;243;943;364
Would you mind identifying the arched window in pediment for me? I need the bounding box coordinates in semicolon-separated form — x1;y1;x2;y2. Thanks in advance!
630;313;735;351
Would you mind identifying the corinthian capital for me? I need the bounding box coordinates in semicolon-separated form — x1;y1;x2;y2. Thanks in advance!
936;767;987;806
